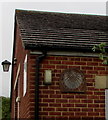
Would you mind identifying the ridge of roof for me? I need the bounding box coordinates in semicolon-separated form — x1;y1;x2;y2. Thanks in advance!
15;9;106;17
15;9;108;31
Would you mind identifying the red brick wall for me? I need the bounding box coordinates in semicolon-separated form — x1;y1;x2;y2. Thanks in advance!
11;24;107;119
11;24;31;119
29;55;107;119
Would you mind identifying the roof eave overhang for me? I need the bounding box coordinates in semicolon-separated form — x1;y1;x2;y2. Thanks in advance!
24;44;94;53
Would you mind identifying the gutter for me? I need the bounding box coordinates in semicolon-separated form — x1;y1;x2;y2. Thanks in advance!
35;51;47;120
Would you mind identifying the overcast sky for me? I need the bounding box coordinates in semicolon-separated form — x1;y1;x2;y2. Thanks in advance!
0;1;107;97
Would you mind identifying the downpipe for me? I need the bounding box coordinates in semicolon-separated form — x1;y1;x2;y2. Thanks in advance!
35;51;47;120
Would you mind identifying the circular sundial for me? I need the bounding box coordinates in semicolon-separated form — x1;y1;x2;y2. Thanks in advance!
60;68;86;92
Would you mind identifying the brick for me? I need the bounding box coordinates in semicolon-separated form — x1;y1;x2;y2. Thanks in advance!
43;99;55;103
56;116;68;120
100;96;105;99
55;90;61;94
81;100;93;103
53;69;61;73
62;112;74;116
93;58;102;62
40;86;49;89
94;91;105;95
56;108;68;111
94;67;105;70
39;95;48;98
50;94;61;98
82;66;93;70
94;100;104;103
88;104;99;108
75;95;87;99
39;112;48;115
98;71;108;74
69;99;80;103
62;104;74;107
99;112;105;116
39;103;48;107
82;108;93;112
81;117;94;120
87;79;94;82
68;66;80;69
94;117;105;120
94;108;104;112
49;103;61;107
85;74;93;78
69;117;81;120
56;99;68;103
43;64;55;69
69;108;80;111
56;65;67;69
75;104;87;107
88;112;99;116
55;73;61;77
53;78;59;82
87;87;95;91
75;112;87;116
100;104;105;107
86;70;98;74
43;108;55;111
50;60;61;64
87;62;98;66
87;82;94;86
62;95;74;98
86;91;94;95
42;116;56;119
62;61;74;65
42;90;54;94
49;112;61;115
87;95;99;99
50;85;59;90
75;61;86;65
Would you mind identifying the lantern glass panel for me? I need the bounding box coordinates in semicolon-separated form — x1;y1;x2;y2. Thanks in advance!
3;64;10;72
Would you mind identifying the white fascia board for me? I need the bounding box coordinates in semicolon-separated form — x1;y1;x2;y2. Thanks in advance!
30;50;100;57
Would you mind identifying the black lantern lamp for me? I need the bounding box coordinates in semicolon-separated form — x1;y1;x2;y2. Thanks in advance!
1;60;11;72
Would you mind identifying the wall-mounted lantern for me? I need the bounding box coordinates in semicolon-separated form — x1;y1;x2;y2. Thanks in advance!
1;60;11;72
14;58;17;65
44;70;52;85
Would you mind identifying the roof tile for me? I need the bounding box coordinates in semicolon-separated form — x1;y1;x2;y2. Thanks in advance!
15;9;108;52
